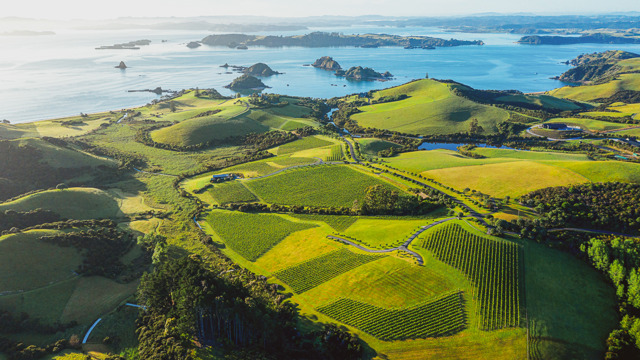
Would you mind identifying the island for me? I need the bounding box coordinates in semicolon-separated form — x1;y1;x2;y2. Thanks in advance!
115;61;128;69
96;39;151;50
243;63;282;76
200;32;484;48
224;74;269;91
312;56;342;71
553;50;640;84
186;41;201;49
335;66;393;81
518;33;640;45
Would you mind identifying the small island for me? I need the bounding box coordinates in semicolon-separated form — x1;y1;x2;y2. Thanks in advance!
312;56;342;71
115;61;127;69
244;63;282;76
186;41;201;49
224;74;269;91
336;66;393;81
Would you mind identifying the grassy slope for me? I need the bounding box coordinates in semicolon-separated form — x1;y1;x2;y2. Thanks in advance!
0;230;81;292
274;136;334;155
151;109;267;147
0;113;115;139
351;80;510;135
341;218;433;249
0;188;123;219
244;165;399;208
495;94;580;111
525;240;617;359
549;58;640;101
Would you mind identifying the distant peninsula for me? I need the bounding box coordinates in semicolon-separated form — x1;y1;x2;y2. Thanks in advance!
200;32;484;48
553;50;640;84
312;56;342;71
518;33;640;45
224;74;269;91
336;66;393;81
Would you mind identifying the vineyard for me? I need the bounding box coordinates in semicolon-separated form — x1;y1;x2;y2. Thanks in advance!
325;144;344;162
244;165;395;208
208;182;257;204
273;248;384;293
415;223;522;330
206;211;317;261
317;291;467;341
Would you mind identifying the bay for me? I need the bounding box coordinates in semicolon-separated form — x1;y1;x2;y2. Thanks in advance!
3;25;640;123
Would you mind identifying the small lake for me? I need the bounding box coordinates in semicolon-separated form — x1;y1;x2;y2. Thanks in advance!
418;142;517;151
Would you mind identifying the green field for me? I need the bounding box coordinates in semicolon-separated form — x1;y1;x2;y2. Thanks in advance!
274;135;334;155
0;230;81;292
206;210;317;261
287;214;357;231
0;188;123;219
244;165;398;207
10;138;117;168
351;80;510;135
340;218;429;249
356;138;402;155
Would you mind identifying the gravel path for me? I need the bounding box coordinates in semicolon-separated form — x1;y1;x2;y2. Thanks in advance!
327;217;457;265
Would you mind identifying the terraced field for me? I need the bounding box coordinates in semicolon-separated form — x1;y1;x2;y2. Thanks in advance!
415;223;521;330
318;291;466;341
351;80;510;135
273;248;384;293
244;165;397;207
206;210;317;261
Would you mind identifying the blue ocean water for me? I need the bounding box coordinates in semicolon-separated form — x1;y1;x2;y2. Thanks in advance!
3;25;640;123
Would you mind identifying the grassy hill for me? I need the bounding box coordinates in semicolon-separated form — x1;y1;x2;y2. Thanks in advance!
494;93;581;111
0;188;123;219
356;138;403;156
549;57;640;102
350;80;511;135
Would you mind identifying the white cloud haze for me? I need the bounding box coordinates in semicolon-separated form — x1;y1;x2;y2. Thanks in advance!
3;0;640;20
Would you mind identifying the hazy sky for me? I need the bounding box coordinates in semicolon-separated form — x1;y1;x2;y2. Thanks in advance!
5;0;640;20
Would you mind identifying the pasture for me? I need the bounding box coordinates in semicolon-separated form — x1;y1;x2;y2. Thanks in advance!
351;80;510;135
356;138;402;156
0;188;123;219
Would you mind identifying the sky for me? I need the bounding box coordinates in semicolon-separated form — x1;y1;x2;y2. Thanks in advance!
4;0;640;20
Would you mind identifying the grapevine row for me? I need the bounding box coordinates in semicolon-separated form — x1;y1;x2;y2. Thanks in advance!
317;291;467;341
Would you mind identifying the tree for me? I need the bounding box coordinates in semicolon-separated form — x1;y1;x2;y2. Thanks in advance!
56;183;68;190
169;101;177;112
628;268;640;308
468;118;485;136
194;88;200;97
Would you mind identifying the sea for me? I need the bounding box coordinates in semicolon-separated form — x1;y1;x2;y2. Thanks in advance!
3;25;640;123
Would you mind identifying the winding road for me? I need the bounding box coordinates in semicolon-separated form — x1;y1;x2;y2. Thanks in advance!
327;217;457;265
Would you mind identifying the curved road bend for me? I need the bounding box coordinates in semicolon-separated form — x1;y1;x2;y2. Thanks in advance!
327;217;457;265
